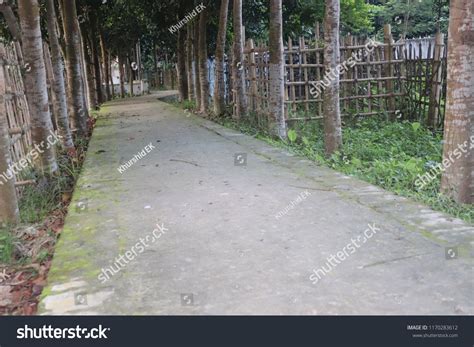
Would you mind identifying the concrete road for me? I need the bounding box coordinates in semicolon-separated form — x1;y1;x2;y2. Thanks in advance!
40;91;474;315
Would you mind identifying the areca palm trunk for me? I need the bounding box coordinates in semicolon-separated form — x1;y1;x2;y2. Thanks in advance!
18;0;58;174
232;0;247;120
186;23;195;101
45;0;74;150
322;0;342;155
0;4;22;42
268;0;286;139
61;0;88;136
440;0;473;204
177;28;189;102
100;30;111;101
128;53;134;96
118;53;126;98
82;34;97;109
0;2;24;63
90;11;103;104
213;0;229;116
193;20;202;110
198;10;209;113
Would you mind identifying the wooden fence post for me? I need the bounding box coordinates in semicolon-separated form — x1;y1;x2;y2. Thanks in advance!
247;39;258;113
384;24;396;119
343;34;353;113
0;44;20;224
427;30;444;129
300;37;309;112
314;22;322;117
287;38;296;113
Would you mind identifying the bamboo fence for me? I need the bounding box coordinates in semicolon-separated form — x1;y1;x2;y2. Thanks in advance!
0;42;33;185
243;24;447;129
0;42;35;222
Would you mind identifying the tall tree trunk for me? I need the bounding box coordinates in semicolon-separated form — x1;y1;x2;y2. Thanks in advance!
193;20;202;110
118;53;126;98
109;52;115;98
18;0;58;173
232;0;247;119
77;23;91;113
198;10;209;113
177;28;189;102
213;0;229;116
61;0;88;136
186;23;195;101
89;10;103;105
322;0;342;155
0;4;22;43
99;30;111;101
128;53;134;96
82;34;97;109
268;0;286;139
45;0;74;150
440;0;473;204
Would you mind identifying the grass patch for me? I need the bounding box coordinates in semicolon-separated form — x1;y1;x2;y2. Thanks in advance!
19;146;83;224
0;226;15;263
0;136;89;265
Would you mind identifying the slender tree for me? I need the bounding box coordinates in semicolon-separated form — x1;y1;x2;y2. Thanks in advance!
81;33;97;109
198;9;209;113
193;20;202;110
268;0;286;139
18;0;58;173
0;3;22;43
118;53;126;98
186;23;195;101
322;0;342;155
77;20;91;112
61;0;88;135
99;29;111;101
213;0;229;116
89;10;103;105
440;0;473;204
177;28;189;102
232;0;247;119
128;52;134;96
45;0;74;151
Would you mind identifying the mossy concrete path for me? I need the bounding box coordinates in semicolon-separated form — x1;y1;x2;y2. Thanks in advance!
40;91;473;315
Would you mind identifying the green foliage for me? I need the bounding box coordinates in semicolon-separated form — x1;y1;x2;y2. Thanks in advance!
411;122;421;132
374;0;449;38
280;0;377;37
19;152;80;223
0;227;15;263
287;129;298;143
